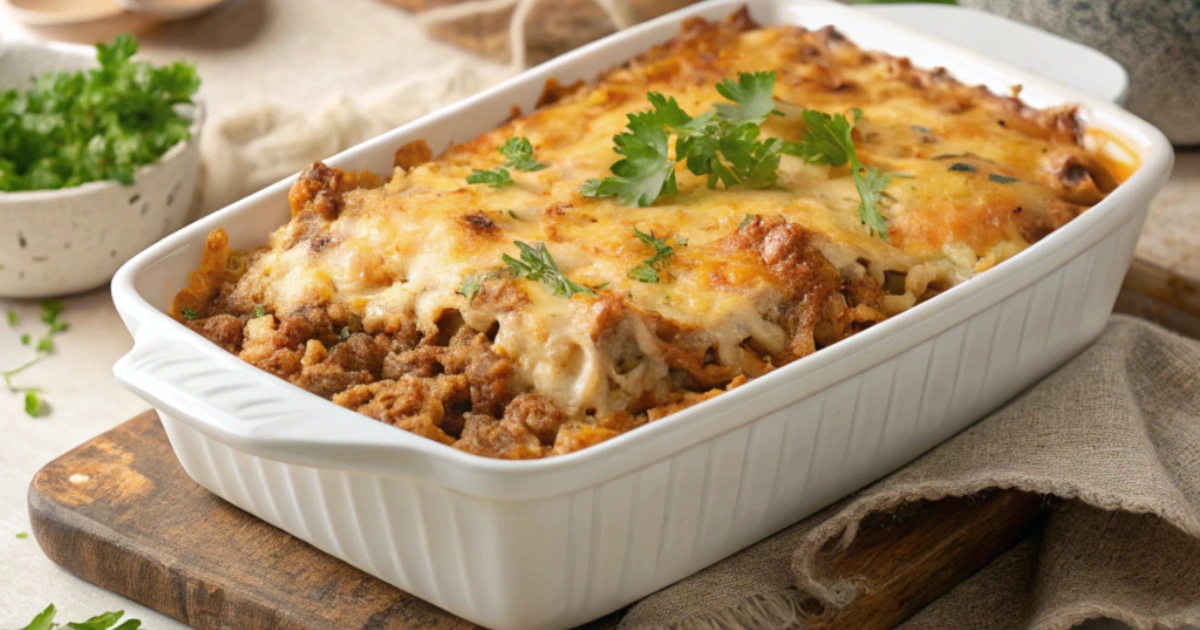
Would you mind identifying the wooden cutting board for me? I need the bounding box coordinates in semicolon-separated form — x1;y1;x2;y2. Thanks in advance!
28;411;1045;630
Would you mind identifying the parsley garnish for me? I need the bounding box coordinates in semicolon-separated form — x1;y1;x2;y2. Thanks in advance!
989;173;1019;184
458;273;484;300
948;162;976;172
628;228;680;284
466;168;513;189
503;241;595;298
24;391;43;417
15;531;28;539
739;214;755;230
0;35;199;192
498;136;546;172
580;73;891;239
582;71;785;207
468;136;546;189
252;305;265;318
6;309;16;326
4;299;67;417
14;604;142;630
181;308;199;320
781;107;891;240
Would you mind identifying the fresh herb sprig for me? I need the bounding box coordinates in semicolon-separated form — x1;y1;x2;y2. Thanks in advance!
14;604;142;630
503;241;595;298
581;71;785;207
782;108;891;239
628;228;682;283
3;300;68;418
580;72;892;238
0;34;200;192
467;136;546;189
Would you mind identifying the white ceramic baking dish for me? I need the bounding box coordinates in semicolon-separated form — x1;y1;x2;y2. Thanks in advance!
111;0;1173;628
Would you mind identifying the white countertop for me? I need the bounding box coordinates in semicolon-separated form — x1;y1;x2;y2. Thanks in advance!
0;1;1197;625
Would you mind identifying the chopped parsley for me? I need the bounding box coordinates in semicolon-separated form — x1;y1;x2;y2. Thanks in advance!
6;308;16;326
5;299;68;417
458;273;484;300
628;228;680;284
24;391;43;418
948;162;976;173
14;604;142;630
466;167;513;189
0;35;200;192
15;531;28;539
468;136;546;189
503;241;595;298
781;107;890;240
338;327;351;341
252;305;265;318
498;136;546;172
989;173;1019;184
180;308;199;320
739;214;755;230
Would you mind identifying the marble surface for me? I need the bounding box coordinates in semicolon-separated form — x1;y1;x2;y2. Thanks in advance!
0;1;1197;626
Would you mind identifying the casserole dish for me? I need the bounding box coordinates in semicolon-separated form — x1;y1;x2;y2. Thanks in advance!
112;0;1172;627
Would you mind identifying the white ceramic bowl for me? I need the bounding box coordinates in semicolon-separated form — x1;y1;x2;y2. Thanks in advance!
0;40;201;299
112;1;1173;628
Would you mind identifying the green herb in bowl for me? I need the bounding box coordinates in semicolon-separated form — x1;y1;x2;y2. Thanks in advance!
0;34;200;192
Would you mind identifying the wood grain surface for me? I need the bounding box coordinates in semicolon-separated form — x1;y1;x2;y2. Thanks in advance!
28;413;1044;630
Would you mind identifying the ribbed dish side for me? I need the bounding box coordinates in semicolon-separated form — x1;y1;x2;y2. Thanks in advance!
154;217;1142;630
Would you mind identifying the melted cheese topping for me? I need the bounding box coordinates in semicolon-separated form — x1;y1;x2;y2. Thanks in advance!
182;12;1123;423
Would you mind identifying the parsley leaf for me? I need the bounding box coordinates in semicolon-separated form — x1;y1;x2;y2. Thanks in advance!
12;604;139;630
782;109;857;166
16;531;28;539
181;308;199;320
338;327;351;341
458;273;484;300
854;166;892;240
6;308;16;326
468;137;547;188
24;390;43;418
466;167;513;189
0;35;200;192
628;228;679;283
584;72;787;206
989;173;1019;184
713;71;783;126
252;305;265;318
498;136;546;172
782;107;891;240
503;241;595;298
17;604;56;630
581;113;676;207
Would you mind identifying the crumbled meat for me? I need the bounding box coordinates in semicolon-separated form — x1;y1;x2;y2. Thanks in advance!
188;314;244;353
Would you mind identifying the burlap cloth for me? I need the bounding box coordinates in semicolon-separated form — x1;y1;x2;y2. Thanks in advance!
619;315;1200;630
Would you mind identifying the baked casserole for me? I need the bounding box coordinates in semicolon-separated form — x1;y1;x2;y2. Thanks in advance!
172;9;1129;459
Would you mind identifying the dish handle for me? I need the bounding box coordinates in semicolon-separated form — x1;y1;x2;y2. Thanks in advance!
113;326;434;475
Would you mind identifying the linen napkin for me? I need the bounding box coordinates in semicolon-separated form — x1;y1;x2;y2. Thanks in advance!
619;315;1200;630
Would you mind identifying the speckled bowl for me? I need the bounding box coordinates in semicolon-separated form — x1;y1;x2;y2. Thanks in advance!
0;40;202;299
